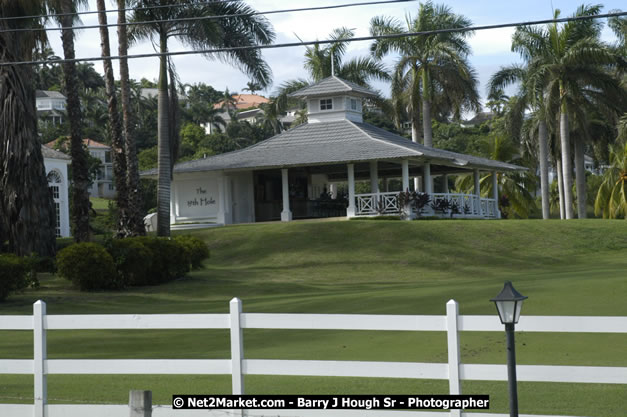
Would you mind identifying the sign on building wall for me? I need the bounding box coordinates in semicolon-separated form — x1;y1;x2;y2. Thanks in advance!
177;180;219;219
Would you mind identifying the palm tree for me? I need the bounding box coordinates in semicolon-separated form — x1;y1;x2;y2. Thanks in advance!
0;0;56;257
595;140;627;219
243;81;262;94
96;0;132;237
129;0;275;237
514;5;626;218
370;2;480;146
117;0;145;236
489;64;552;219
48;0;91;241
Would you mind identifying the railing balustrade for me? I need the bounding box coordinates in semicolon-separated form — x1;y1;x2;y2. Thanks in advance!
355;192;499;219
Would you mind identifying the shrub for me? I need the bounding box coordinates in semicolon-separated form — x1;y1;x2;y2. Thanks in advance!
56;243;120;291
0;254;30;301
174;235;210;270
132;237;190;285
105;238;152;286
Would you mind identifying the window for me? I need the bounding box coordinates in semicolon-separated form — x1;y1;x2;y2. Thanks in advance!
108;183;115;191
350;99;357;110
50;186;59;200
320;98;333;111
105;151;112;163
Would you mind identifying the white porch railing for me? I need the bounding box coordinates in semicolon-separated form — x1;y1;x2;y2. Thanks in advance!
355;192;499;218
356;191;399;215
0;300;626;417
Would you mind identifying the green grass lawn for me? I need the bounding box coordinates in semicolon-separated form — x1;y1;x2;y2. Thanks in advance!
89;197;113;211
1;219;626;416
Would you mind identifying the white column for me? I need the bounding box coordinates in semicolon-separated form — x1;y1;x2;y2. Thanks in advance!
347;164;356;217
401;160;409;192
369;161;379;194
217;175;229;224
424;162;432;194
34;300;47;417
329;183;337;199
281;168;292;221
474;169;482;217
443;174;449;194
492;170;501;219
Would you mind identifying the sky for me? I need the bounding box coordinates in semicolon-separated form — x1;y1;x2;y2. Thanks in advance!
46;0;625;110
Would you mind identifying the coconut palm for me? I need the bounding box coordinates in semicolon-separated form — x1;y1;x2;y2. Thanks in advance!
0;0;56;256
128;0;275;237
489;64;552;219
96;0;133;237
513;5;626;219
594;130;627;219
370;2;480;146
117;0;145;236
47;0;91;241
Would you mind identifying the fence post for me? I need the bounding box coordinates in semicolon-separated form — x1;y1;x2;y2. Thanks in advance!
33;300;47;417
446;300;462;417
230;298;244;394
129;390;152;417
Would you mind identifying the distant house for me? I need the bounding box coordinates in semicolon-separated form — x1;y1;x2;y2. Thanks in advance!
140;88;189;108
213;93;269;111
205;93;270;134
42;146;71;237
44;138;115;199
36;90;67;126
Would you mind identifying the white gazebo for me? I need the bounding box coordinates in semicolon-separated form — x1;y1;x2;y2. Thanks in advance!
144;76;525;226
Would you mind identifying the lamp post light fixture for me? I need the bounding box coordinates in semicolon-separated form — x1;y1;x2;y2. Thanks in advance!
491;281;528;417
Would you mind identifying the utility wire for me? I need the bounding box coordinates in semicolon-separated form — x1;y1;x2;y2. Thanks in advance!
1;11;625;67
0;0;415;33
0;0;243;22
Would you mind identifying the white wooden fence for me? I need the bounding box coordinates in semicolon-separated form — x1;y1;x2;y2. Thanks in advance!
1;299;626;417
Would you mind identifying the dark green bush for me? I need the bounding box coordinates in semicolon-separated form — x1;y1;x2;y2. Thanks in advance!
0;254;29;301
174;235;210;269
132;237;190;285
56;243;120;291
105;238;152;286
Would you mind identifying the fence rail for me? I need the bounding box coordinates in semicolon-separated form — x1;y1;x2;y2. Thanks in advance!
1;299;626;417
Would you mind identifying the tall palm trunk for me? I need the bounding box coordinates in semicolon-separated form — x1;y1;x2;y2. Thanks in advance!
421;69;433;147
411;67;421;191
559;99;574;219
60;9;90;241
574;135;587;218
156;32;171;237
0;35;56;256
118;0;145;236
96;0;130;236
538;119;550;219
556;157;565;219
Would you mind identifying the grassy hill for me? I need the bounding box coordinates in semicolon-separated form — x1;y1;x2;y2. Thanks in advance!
1;219;626;415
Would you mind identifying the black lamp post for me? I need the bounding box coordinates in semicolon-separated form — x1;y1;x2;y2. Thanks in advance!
490;281;528;417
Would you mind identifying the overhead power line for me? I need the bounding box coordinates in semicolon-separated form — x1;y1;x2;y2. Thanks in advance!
0;0;415;33
1;11;625;67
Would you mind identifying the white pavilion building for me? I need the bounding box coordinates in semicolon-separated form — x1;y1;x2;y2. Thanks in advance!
145;76;525;226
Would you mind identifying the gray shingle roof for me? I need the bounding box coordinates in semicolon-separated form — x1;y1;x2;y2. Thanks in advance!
289;76;377;99
41;145;71;160
142;120;525;176
36;90;66;99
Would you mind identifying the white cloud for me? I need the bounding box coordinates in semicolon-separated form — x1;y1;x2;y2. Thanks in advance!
469;27;516;56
